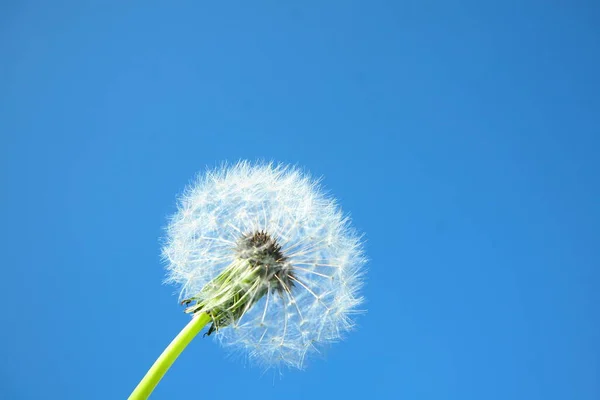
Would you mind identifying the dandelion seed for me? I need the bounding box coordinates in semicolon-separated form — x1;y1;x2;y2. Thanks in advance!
128;161;366;399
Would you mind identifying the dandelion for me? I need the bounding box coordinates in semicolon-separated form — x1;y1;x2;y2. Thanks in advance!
128;161;366;399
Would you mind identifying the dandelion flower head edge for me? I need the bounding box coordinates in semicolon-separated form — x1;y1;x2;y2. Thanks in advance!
162;161;366;369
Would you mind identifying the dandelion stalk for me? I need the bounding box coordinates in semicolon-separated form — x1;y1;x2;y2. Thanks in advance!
128;313;211;400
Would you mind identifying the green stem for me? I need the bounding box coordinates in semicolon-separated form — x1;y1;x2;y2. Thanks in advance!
128;313;211;400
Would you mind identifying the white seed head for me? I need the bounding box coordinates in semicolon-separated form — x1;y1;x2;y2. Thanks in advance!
162;161;366;369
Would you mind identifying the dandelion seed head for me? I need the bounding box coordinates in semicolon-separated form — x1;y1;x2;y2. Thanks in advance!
163;161;366;369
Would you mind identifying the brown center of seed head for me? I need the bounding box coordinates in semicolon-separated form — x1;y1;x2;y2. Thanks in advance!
236;230;295;293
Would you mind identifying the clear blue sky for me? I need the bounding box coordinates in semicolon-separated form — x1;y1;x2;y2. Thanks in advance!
1;2;598;399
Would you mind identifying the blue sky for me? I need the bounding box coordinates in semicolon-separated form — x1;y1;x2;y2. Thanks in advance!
1;1;598;399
